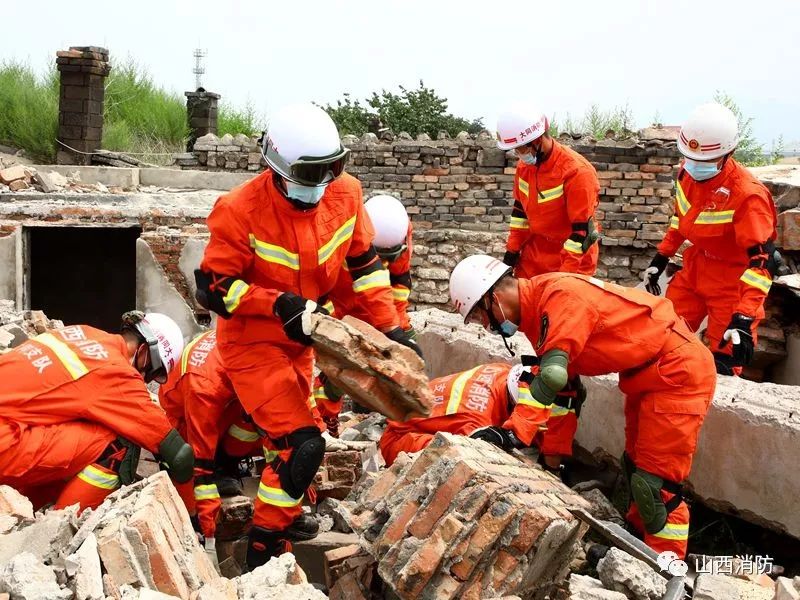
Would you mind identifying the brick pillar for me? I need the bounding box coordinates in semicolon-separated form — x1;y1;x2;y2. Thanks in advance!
55;46;111;165
185;90;220;151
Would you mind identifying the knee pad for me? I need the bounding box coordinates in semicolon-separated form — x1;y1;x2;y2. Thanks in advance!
158;429;195;484
274;427;325;499
631;469;685;535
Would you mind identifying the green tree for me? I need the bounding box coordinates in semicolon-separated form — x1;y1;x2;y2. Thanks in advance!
320;81;483;138
713;91;778;167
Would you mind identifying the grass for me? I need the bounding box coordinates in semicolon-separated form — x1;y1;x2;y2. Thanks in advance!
0;60;259;165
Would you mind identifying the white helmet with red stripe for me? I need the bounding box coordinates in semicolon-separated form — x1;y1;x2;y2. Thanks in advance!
449;254;512;320
678;102;739;161
496;103;549;151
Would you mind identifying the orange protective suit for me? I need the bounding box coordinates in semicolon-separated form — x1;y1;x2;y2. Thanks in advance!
0;325;175;511
199;170;399;535
658;159;777;362
507;141;601;278
517;273;717;556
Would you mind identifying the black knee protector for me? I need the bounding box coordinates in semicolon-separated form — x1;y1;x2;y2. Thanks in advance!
158;429;195;484
97;437;141;485
274;427;325;499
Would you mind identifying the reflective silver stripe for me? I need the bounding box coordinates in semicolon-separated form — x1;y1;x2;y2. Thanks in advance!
352;269;391;293
318;216;356;265
510;216;529;230
194;483;220;501
256;482;302;507
669;216;679;229
518;179;529;196
392;287;411;301
36;333;89;380
249;235;300;270
563;239;583;254
538;183;564;203
227;423;259;443
445;367;480;415
517;387;551;410
653;522;689;541
740;269;772;293
549;405;575;417
695;210;734;225
77;465;119;490
223;279;250;313
675;181;690;216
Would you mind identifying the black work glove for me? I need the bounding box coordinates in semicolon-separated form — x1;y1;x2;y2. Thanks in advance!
503;250;520;268
469;426;523;451
273;292;329;345
718;313;755;368
385;327;423;359
643;253;669;295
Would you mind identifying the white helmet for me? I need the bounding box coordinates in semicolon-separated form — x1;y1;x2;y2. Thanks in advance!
449;254;512;320
261;103;349;186
678;102;739;161
365;195;409;249
506;363;530;404
496;102;549;151
134;313;184;383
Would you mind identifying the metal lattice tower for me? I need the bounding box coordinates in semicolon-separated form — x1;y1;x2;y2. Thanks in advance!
192;49;207;90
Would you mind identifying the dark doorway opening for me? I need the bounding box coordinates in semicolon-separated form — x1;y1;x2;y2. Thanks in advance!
29;226;141;331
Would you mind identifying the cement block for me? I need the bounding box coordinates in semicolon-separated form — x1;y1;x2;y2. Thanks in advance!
0;232;17;304
37;165;140;188
292;532;359;586
139;168;252;191
178;238;208;304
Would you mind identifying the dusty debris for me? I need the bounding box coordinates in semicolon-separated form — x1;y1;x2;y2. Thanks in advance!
692;573;775;600
310;314;433;421
596;547;666;599
64;533;103;600
343;432;590;599
0;551;73;600
0;304;65;352
567;573;628;599
0;486;34;534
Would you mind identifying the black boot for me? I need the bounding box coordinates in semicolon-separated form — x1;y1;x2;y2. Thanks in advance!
286;513;319;541
245;526;291;572
214;447;249;497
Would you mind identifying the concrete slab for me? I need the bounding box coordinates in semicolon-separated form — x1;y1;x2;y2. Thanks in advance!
38;165;140;188
135;238;203;340
292;532;360;586
178;238;208;303
0;231;17;303
139;168;252;191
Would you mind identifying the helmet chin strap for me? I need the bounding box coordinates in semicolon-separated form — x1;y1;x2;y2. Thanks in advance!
486;294;516;358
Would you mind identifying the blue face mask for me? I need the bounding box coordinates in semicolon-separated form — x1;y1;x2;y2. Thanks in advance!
285;181;328;205
484;293;518;338
684;158;721;182
519;152;537;166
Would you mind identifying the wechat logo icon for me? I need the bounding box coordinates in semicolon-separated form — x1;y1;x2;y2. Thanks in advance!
657;551;689;577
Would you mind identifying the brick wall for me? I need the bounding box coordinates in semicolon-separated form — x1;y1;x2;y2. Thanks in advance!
178;130;681;309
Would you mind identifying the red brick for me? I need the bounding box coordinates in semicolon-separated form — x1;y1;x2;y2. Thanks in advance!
640;163;673;173
0;165;27;184
422;573;461;599
465;174;495;184
491;549;520;589
407;460;481;538
397;515;463;597
375;499;420;555
329;571;368;600
505;495;552;554
449;499;517;581
127;509;191;598
778;208;800;250
423;167;450;176
324;451;362;469
450;481;501;521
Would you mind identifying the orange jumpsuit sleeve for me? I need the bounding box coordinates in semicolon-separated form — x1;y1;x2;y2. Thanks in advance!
733;193;778;317
499;372;546;446
84;367;174;453
536;290;601;362
560;166;600;272
656;198;686;258
201;198;279;316
506;170;531;254
388;229;413;331
346;198;400;331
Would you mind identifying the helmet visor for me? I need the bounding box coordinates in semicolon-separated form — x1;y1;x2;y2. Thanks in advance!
264;140;350;186
134;320;167;384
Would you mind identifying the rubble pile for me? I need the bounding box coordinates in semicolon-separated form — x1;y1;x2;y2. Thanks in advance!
310;315;433;421
0;163;128;195
339;432;590;599
0;473;323;600
0;302;64;353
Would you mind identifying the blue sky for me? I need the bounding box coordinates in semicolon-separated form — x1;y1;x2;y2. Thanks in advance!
3;0;798;148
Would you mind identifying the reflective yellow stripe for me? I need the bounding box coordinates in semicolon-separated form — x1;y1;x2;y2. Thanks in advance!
318;216;356;265
321;300;334;314
538;184;564;203
36;333;89;380
510;216;529;230
445;367;480;415
313;385;328;401
675;181;690;216
181;333;205;375
194;483;220;501
563;239;583;254
257;482;302;508
517;387;552;410
669;216;680;230
352;269;391;293
223;279;250;313
263;449;279;462
695;210;734;225
227;423;259;443
740;269;772;293
77;465;119;490
393;287;411;302
308;393;317;409
549;405;575;418
518;179;529;197
249;234;300;270
653;522;689;541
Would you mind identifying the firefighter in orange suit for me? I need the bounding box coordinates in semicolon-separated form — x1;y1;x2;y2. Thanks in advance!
195;103;422;570
0;312;193;512
450;255;717;557
497;103;601;278
380;362;585;469
159;329;322;550
644;102;782;376
314;194;415;436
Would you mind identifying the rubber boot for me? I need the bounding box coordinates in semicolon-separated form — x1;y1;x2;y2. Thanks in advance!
245;526;291;572
286;513;319;541
213;446;248;497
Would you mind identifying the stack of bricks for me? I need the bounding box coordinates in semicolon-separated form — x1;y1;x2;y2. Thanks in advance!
315;450;365;501
345;432;589;600
184;90;220;152
55;46;111;166
181;133;265;171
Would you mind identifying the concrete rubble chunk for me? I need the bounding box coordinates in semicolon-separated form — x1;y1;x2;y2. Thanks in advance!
775;577;800;600
310;314;433;421
568;574;628;599
345;432;590;599
693;573;775;600
0;486;34;524
235;553;325;600
596;547;666;600
0;552;72;600
578;489;625;526
65;532;104;600
0;505;78;569
0;165;27;185
33;170;68;193
195;577;237;600
138;589;182;599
